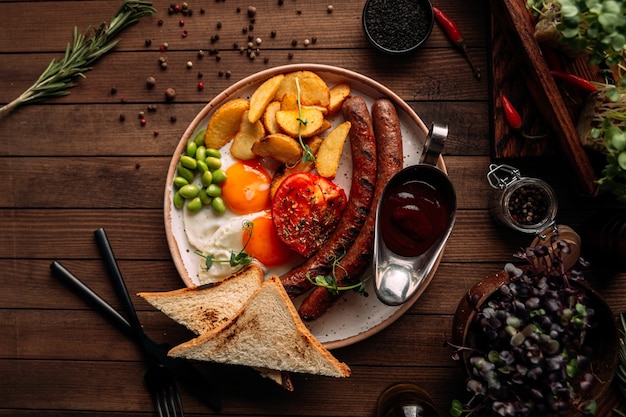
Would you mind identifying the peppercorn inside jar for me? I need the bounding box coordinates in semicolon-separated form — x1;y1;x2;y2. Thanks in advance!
487;164;558;234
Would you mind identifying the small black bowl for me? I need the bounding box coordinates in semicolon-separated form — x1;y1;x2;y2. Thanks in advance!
362;0;434;56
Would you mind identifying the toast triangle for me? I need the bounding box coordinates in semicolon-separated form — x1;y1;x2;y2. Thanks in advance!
168;275;351;378
137;264;264;335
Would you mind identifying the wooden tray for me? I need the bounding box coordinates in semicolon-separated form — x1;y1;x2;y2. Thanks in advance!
489;0;604;196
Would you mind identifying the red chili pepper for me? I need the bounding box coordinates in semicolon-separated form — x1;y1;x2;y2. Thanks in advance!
501;94;546;140
432;6;481;80
550;70;598;93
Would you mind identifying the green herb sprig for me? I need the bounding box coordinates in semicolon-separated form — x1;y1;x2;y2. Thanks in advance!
0;0;156;115
614;313;626;416
294;77;316;164
307;252;370;296
195;220;255;271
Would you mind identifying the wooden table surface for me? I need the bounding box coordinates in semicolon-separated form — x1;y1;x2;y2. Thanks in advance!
2;0;626;416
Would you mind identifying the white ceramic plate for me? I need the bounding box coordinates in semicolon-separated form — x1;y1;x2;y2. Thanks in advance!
164;63;445;350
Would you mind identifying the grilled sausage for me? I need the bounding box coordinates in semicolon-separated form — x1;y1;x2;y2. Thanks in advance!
298;98;404;320
279;96;377;299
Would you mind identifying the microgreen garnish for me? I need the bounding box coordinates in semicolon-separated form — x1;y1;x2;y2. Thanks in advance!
0;0;156;115
295;77;316;164
306;252;370;296
195;220;254;270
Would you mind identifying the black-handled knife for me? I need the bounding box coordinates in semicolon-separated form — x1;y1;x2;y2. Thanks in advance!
50;260;222;412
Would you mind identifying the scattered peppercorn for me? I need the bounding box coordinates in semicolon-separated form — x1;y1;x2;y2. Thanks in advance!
144;39;152;47
154;130;160;137
138;111;145;118
218;70;224;77
186;61;193;68
327;5;334;13
263;57;269;64
247;6;257;18
147;104;157;112
119;114;126;122
200;7;205;14
198;71;203;78
236;7;241;13
110;87;117;95
146;76;156;88
197;49;205;58
170;115;177;123
158;19;164;26
182;30;188;38
165;88;176;101
179;19;185;26
296;9;302;14
217;22;222;29
198;81;205;90
288;52;294;59
271;30;277;38
278;0;283;5
140;118;147;126
291;39;297;46
225;71;231;78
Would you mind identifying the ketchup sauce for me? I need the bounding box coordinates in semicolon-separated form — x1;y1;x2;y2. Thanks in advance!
379;178;452;257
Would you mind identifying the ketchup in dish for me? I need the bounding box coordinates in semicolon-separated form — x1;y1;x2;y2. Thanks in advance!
379;177;452;257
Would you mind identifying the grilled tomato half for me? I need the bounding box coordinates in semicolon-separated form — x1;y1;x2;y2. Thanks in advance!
272;172;347;257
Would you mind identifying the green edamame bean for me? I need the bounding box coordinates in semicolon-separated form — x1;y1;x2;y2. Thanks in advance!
177;163;195;183
206;183;222;197
186;197;203;212
211;169;227;184
211;196;226;214
195;146;207;162
180;155;197;170
206;148;221;158
199;188;212;205
179;184;200;199
173;191;185;209
205;156;222;170
196;160;209;173
201;170;213;187
193;129;206;147
186;141;197;157
173;176;189;188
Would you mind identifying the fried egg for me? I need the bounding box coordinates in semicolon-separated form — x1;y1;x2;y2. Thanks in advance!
184;155;302;283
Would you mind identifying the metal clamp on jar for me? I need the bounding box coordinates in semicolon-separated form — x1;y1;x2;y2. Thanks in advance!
487;164;558;235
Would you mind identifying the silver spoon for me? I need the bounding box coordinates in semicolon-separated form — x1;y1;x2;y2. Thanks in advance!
373;127;457;306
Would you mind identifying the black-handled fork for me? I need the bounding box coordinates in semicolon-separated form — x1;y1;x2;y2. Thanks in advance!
94;228;184;417
49;260;221;412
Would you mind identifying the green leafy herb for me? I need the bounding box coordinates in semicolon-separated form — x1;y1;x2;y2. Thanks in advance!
306;252;370;296
295;77;316;164
195;220;255;270
0;0;156;115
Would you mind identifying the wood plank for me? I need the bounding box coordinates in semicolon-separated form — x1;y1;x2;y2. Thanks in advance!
0;0;489;53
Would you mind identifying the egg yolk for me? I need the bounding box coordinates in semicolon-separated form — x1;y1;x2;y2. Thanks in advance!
245;212;297;267
222;160;271;215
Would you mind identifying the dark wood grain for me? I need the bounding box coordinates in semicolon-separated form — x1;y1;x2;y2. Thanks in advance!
1;0;625;416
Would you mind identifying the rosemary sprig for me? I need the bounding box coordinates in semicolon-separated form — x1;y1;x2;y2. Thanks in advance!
0;0;156;115
614;313;626;416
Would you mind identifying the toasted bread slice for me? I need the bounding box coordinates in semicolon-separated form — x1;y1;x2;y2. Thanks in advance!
168;276;351;378
137;264;264;335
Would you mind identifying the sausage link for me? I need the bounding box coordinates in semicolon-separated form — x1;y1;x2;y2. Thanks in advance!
299;98;404;320
279;96;377;298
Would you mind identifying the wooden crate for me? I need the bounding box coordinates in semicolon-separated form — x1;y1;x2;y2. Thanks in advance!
489;0;605;196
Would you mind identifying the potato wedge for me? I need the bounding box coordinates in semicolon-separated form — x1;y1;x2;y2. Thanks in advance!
205;98;249;149
248;74;285;124
276;108;325;138
252;133;303;165
316;121;351;179
270;136;323;198
279;94;298;111
230;110;265;160
311;118;332;136
328;83;351;115
274;71;330;108
262;101;281;134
